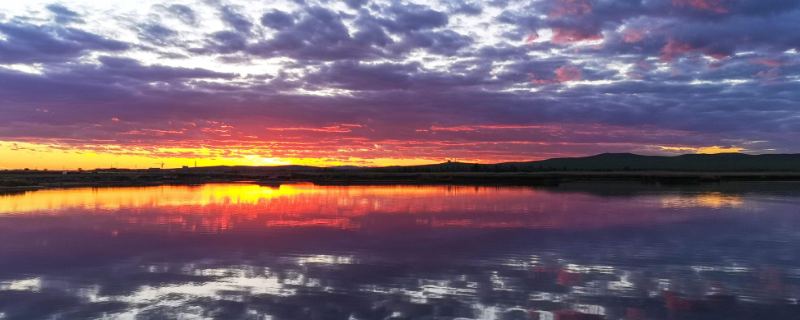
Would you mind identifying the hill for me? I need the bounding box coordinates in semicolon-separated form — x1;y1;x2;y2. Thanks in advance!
367;153;800;172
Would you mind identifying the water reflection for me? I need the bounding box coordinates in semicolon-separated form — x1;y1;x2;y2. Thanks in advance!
0;183;799;319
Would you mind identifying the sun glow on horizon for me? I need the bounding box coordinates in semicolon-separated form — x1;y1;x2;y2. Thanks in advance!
0;141;446;170
0;183;744;232
658;145;745;154
0;139;756;170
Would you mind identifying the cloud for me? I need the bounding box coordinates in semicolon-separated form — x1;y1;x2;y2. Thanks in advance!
550;27;604;45
0;22;129;64
525;32;540;44
137;24;176;45
749;57;799;67
260;10;295;30
219;5;253;33
241;7;391;61
343;0;369;9
622;28;646;43
636;60;653;70
554;65;583;82
659;39;696;62
549;0;593;19
755;68;780;78
381;3;449;33
449;1;483;15
166;4;197;25
672;0;729;14
94;56;238;82
530;65;583;84
2;0;800;164
46;4;83;24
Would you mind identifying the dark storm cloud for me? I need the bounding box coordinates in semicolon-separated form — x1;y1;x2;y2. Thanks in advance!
46;4;83;24
0;22;129;64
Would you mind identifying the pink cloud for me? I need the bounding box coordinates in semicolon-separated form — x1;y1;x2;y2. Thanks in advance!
754;67;782;84
755;68;780;78
549;0;593;19
660;39;695;62
707;52;730;60
525;32;540;44
551;27;604;45
556;66;583;82
636;60;653;70
530;66;583;85
708;61;725;69
622;28;646;43
628;73;644;79
672;0;728;14
749;58;799;67
659;39;728;63
750;58;783;67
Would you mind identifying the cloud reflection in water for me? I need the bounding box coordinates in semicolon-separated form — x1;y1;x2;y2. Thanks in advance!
0;183;798;319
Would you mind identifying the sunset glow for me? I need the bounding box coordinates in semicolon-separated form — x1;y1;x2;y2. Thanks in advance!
1;0;799;168
0;183;744;231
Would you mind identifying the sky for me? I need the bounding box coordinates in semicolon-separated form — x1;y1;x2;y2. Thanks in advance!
0;0;799;169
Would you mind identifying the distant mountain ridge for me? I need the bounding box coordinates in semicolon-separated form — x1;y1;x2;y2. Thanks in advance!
368;153;800;172
190;153;800;173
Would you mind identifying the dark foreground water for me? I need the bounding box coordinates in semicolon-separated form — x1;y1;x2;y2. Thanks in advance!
1;183;799;320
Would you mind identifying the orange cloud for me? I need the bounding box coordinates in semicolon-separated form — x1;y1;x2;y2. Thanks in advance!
430;125;551;132
266;126;352;133
551;27;604;45
429;126;476;132
672;0;728;13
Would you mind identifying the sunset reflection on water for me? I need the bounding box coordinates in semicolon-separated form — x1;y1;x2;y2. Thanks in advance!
1;183;798;320
0;183;750;232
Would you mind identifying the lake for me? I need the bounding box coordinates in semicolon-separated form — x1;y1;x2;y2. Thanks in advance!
0;183;799;319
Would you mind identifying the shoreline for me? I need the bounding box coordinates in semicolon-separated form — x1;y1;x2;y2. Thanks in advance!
3;171;800;193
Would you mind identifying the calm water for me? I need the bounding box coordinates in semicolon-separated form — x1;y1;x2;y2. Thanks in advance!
1;183;799;319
